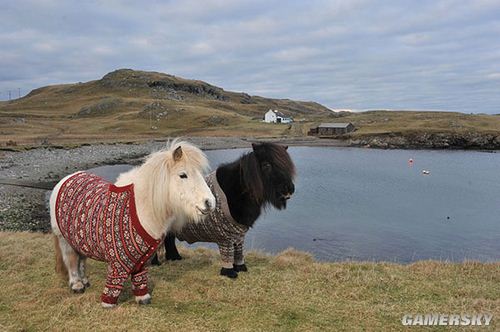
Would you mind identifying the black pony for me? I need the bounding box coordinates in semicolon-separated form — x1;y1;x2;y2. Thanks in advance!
152;142;296;278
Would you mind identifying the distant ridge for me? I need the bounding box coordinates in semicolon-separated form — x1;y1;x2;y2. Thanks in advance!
2;69;500;149
17;68;332;118
0;69;332;144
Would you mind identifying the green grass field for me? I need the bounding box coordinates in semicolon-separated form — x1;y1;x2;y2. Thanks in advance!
0;232;498;331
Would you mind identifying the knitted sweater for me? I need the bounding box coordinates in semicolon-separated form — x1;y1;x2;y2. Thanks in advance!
176;172;249;265
55;172;160;304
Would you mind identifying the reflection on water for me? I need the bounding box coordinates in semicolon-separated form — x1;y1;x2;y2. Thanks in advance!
88;147;500;263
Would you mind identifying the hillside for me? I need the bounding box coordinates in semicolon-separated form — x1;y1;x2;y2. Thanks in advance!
317;110;500;149
0;232;498;331
0;69;331;145
2;69;500;148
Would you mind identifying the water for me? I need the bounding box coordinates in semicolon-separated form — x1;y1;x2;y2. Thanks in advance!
88;147;500;263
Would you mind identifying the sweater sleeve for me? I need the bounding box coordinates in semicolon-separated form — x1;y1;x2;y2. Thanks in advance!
217;241;235;267
233;240;245;265
131;269;149;296
101;265;128;305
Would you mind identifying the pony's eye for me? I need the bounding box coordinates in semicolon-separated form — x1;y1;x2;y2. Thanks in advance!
262;162;272;170
179;173;188;179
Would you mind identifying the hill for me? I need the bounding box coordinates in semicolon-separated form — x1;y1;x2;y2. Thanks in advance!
2;69;500;149
0;232;498;330
0;69;331;145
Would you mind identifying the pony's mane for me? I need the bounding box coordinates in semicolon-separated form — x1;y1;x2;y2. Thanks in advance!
239;142;295;204
156;139;210;173
261;143;296;178
239;152;264;203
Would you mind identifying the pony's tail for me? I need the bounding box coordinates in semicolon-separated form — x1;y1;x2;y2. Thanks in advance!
53;235;67;277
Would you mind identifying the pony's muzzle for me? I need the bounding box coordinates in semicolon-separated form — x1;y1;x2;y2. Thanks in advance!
197;198;215;215
281;183;295;200
204;198;214;210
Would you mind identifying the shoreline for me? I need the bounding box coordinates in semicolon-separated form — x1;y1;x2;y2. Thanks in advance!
0;136;497;233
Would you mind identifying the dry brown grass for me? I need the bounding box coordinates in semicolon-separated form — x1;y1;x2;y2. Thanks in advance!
0;69;330;146
324;110;500;136
0;232;498;331
5;69;500;148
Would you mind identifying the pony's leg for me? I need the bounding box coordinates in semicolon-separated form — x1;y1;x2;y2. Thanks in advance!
233;242;248;272
165;233;182;261
218;242;237;278
101;265;127;308
131;270;151;305
78;256;90;288
150;253;161;266
57;236;85;293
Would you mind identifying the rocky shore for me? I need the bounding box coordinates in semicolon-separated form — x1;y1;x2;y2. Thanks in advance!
0;136;350;232
0;137;257;232
1;134;496;233
349;132;500;149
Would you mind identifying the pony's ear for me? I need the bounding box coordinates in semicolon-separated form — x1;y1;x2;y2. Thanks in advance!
251;143;260;151
173;146;183;161
240;153;264;202
284;145;288;150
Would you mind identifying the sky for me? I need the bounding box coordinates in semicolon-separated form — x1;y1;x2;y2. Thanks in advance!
1;0;500;113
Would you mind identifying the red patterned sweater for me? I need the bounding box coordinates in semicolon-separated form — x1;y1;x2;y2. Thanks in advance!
55;172;161;305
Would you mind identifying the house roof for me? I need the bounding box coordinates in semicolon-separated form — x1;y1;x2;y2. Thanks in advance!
318;123;352;128
267;109;289;118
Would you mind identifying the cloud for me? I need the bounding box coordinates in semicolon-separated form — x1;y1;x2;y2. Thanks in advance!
0;0;499;113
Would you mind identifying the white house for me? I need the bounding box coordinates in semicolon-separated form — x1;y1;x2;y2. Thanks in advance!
263;109;293;124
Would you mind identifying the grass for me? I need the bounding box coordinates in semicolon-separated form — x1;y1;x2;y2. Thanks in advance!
0;69;330;146
3;68;500;147
0;232;498;331
331;110;500;136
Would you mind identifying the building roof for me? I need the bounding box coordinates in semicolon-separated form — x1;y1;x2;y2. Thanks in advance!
318;123;352;128
267;109;290;118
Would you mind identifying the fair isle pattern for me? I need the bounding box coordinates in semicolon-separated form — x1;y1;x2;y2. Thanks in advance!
176;172;249;265
55;172;160;304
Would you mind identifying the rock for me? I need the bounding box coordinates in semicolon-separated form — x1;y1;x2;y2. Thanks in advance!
151;87;183;100
138;101;168;120
240;93;254;104
352;132;500;150
147;80;229;101
75;97;122;117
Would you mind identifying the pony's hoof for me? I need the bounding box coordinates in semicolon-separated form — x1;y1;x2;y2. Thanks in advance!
83;279;91;288
101;302;117;309
220;267;238;278
233;263;248;272
166;253;183;261
151;254;161;266
70;281;85;293
135;293;152;305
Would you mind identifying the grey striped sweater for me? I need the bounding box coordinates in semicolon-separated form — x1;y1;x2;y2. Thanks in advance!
175;172;249;265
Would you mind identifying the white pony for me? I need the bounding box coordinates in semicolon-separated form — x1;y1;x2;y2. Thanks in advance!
50;141;215;307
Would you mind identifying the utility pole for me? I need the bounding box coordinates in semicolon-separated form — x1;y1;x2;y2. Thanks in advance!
18;88;20;98
8;90;11;100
